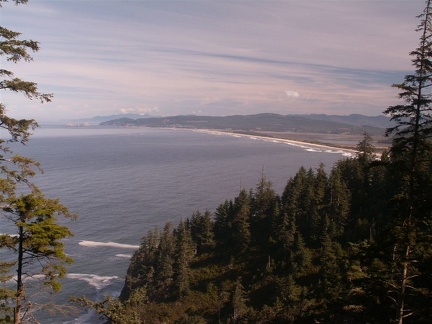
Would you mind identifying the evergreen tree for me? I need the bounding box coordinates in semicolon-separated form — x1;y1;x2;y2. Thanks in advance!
316;227;346;321
230;278;249;323
230;189;251;255
356;132;376;166
213;200;232;255
382;1;432;322
189;210;215;254
1;192;75;323
250;175;278;249
174;219;194;298
120;228;159;301
156;222;175;288
327;167;351;240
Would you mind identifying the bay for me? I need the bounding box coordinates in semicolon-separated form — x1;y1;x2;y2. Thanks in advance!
4;126;352;322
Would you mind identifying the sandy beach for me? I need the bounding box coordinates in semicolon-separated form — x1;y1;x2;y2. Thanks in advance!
193;129;360;158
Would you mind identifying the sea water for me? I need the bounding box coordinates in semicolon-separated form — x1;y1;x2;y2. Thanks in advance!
2;126;353;322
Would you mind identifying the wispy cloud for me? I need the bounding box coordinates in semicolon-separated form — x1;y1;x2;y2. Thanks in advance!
1;0;425;121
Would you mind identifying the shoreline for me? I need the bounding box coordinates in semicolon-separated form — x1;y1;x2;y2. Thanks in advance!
192;129;358;157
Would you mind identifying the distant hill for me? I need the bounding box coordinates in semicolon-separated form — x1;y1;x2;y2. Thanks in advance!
100;113;392;136
67;113;155;125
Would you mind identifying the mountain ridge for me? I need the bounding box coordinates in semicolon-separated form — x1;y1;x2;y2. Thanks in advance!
100;113;393;136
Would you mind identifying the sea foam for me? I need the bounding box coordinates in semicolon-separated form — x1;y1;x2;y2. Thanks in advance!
115;254;132;259
67;273;120;290
79;240;139;249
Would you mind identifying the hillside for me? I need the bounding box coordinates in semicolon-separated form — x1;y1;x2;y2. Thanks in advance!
100;113;390;136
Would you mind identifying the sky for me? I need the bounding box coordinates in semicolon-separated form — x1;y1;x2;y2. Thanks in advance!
0;0;427;122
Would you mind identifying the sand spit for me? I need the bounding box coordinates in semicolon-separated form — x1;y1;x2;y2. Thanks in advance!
193;129;358;157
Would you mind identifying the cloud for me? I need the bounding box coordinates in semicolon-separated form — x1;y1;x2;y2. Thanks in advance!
284;90;300;98
120;107;160;115
2;0;425;121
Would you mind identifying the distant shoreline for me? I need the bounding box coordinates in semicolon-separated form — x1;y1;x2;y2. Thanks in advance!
193;129;359;157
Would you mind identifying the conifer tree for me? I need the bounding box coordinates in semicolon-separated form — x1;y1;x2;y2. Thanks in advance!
1;192;75;323
213;200;232;254
231;189;251;255
327;167;351;240
174;220;194;298
189;210;215;254
356;132;376;166
230;278;249;322
382;1;432;322
250;175;277;248
156;222;175;288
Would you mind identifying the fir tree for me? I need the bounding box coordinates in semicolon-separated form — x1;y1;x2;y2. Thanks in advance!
174;219;194;298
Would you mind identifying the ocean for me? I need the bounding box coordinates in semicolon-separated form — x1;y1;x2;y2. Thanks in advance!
3;126;353;322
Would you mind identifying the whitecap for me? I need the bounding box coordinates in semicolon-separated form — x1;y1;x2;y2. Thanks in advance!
0;233;18;237
67;273;119;290
115;254;132;259
79;240;139;249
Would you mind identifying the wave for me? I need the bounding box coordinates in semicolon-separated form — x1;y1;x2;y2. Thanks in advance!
193;128;356;157
0;233;18;237
115;254;132;259
67;273;120;290
79;240;139;249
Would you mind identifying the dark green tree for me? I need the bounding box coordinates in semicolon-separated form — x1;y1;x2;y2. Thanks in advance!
327;167;351;240
230;189;251;255
213;200;232;255
189;210;215;254
250;175;278;249
383;1;432;322
155;222;175;290
174;219;194;298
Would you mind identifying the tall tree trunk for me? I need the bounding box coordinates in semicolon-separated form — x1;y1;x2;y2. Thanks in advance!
14;225;24;324
397;245;410;324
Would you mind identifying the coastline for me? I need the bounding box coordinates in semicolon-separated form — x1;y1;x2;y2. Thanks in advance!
193;129;359;157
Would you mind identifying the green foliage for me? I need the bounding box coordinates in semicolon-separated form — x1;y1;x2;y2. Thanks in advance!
1;191;76;322
74;287;148;324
